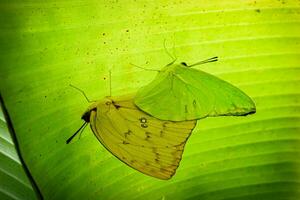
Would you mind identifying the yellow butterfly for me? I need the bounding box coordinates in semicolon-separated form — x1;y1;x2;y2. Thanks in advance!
67;93;197;180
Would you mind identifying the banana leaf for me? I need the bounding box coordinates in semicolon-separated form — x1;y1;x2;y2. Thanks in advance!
0;1;299;199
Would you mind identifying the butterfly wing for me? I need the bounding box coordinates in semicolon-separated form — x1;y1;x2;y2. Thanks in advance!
89;95;197;180
135;64;256;121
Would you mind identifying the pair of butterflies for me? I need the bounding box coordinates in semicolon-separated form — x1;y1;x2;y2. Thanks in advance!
67;57;256;180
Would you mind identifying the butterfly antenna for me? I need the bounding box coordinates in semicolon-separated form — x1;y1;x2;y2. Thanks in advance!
78;122;88;140
109;70;112;96
171;37;178;61
69;84;94;103
66;122;87;144
130;63;160;72
164;39;177;65
188;56;218;67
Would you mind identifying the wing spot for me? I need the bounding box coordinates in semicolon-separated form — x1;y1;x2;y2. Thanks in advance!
162;122;168;127
140;117;148;128
193;100;196;106
141;123;148;128
130;159;137;164
160;130;164;137
124;130;132;138
145;132;151;140
139;117;147;123
123;141;130;145
152;147;160;161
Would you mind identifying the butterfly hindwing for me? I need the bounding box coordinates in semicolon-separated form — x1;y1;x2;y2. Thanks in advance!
90;95;197;180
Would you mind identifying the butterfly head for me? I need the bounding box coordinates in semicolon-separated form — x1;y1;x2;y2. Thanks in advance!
81;110;92;123
81;102;98;123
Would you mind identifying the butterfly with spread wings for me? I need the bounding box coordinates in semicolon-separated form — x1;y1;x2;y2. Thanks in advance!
67;94;196;180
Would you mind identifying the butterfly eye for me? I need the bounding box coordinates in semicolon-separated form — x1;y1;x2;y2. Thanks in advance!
105;101;111;105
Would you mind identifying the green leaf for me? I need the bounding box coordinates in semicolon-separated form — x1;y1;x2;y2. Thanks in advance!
0;108;36;200
0;1;299;200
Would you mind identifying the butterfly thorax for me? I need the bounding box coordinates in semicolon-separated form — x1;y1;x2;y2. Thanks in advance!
161;62;188;74
81;97;117;123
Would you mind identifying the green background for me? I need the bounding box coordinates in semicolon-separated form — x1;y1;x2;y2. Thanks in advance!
0;0;300;199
